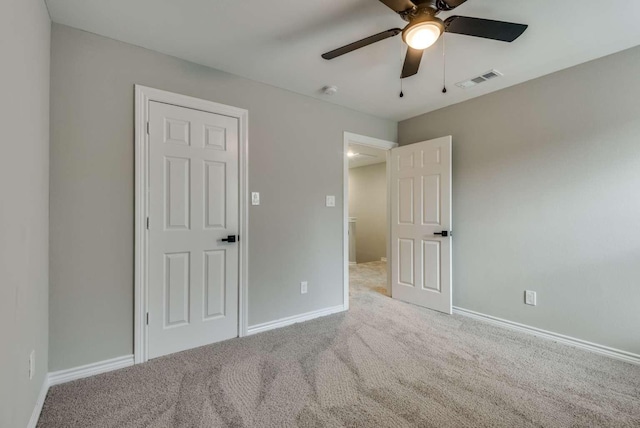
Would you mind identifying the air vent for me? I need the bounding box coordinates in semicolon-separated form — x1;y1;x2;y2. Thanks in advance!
482;71;500;80
455;69;503;89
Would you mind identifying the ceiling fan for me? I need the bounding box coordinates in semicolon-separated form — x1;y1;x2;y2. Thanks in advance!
321;0;528;79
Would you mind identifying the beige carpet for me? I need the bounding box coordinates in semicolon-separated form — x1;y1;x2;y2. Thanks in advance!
38;262;640;427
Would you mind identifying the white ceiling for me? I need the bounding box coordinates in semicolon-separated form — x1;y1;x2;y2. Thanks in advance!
348;143;387;168
46;0;640;121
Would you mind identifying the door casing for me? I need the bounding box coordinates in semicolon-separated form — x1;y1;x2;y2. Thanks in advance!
134;85;249;364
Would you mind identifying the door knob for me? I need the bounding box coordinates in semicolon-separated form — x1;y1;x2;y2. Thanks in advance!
221;235;237;243
434;231;451;237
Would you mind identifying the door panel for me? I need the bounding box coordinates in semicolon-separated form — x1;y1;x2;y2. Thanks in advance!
148;101;239;359
421;240;440;291
164;252;190;326
398;178;414;224
164;118;190;145
398;238;415;287
204;161;226;229
391;136;452;314
422;175;440;225
204;250;226;319
204;125;227;150
164;157;190;230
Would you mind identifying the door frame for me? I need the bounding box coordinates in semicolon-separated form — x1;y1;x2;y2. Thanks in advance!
343;132;397;307
134;85;249;364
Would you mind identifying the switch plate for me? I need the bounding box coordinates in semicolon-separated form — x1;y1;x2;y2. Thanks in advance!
525;290;537;306
326;195;336;207
251;192;260;206
301;281;308;294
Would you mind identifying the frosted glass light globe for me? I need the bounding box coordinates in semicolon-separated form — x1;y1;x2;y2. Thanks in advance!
403;21;442;50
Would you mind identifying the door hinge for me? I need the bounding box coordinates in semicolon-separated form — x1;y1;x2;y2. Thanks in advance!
146;122;149;134
146;312;149;325
146;217;149;229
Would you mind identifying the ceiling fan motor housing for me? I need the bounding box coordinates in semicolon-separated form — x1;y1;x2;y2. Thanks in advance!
406;0;463;13
399;1;439;22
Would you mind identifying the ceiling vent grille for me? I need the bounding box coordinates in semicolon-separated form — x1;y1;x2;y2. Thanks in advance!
456;69;503;89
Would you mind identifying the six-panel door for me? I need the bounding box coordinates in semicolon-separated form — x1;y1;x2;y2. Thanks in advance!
148;101;239;359
391;136;452;314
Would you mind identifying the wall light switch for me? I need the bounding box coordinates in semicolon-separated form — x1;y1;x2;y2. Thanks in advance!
251;192;260;206
326;195;336;207
525;290;537;306
301;281;308;294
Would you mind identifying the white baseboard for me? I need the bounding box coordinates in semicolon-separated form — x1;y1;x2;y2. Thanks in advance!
380;257;387;262
247;305;346;336
27;377;49;428
349;261;357;265
453;307;640;365
28;355;134;427
48;354;135;387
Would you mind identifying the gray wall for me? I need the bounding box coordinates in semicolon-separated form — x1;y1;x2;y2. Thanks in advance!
349;163;387;263
0;0;50;425
49;24;396;371
399;46;640;354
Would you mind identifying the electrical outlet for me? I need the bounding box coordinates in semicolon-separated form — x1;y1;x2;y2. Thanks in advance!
29;350;35;380
251;192;260;206
300;281;308;294
525;290;537;306
325;195;335;207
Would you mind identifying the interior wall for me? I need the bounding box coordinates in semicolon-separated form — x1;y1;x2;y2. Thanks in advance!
49;24;396;371
349;163;387;263
398;45;640;355
0;0;50;425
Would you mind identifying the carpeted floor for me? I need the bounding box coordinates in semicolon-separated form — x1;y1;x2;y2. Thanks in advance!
38;262;640;427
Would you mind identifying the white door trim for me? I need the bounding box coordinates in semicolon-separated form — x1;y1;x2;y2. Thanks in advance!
134;85;249;363
343;132;397;308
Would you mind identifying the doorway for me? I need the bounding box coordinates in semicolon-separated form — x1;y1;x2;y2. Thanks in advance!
134;86;249;363
343;132;397;308
343;132;453;315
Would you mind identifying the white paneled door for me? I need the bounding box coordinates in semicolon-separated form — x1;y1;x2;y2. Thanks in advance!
148;101;239;359
391;136;452;314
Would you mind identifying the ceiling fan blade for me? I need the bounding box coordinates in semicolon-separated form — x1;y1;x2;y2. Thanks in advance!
322;28;402;60
444;16;528;42
401;47;423;79
378;0;415;13
436;0;468;11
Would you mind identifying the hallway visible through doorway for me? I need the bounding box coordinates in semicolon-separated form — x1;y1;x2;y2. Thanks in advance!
349;261;389;297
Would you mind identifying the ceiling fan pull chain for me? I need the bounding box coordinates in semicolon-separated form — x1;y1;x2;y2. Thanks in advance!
399;39;405;98
442;33;448;94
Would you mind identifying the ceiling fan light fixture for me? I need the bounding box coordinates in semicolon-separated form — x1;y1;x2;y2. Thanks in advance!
402;19;444;50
